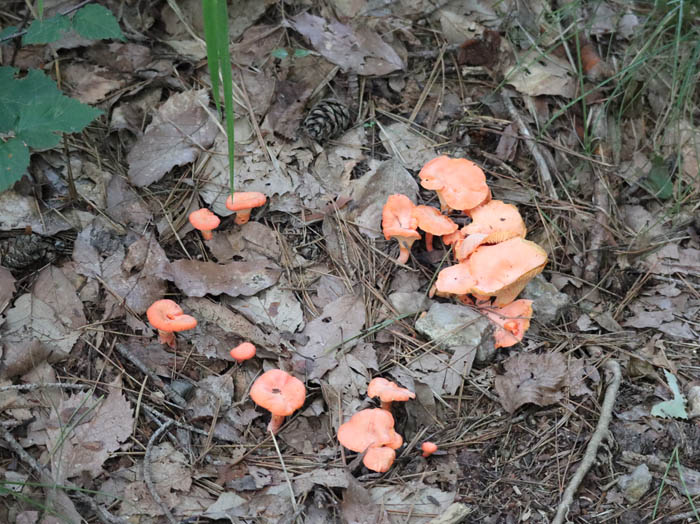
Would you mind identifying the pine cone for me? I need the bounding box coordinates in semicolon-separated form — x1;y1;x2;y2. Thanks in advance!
302;99;351;141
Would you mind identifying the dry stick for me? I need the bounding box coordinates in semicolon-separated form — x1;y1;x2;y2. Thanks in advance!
0;425;127;524
583;171;611;284
115;343;186;407
144;420;177;524
551;359;622;524
500;93;559;200
0;383;89;393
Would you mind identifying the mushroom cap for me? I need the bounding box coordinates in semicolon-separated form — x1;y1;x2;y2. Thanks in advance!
454;233;488;262
441;229;465;246
435;238;547;306
146;299;197;333
230;342;256;362
418;156;491;212
412;205;458;236
337;408;403;453
188;208;220;232
225;192;267;212
367;377;416;404
482;299;533;348
421;441;438;456
250;369;306;417
382;194;420;240
363;447;396;472
462;200;526;242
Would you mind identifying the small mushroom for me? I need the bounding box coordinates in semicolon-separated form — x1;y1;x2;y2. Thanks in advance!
363;446;396;473
146;299;197;349
435;237;547;306
249;369;306;434
188;208;220;240
337;408;403;472
225;192;267;225
230;342;256;363
462;200;526;241
367;377;415;411
481;299;533;348
412;205;458;252
421;441;438;457
382;194;421;264
418;156;491;213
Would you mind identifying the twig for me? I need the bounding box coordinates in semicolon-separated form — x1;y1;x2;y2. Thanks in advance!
0;425;126;524
583;170;611;284
270;430;298;511
551;359;622;524
115;343;186;407
0;383;89;393
500;92;559;200
143;420;177;524
427;503;473;524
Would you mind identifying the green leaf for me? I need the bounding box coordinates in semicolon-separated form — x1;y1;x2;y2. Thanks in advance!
71;4;124;41
202;0;221;114
293;48;310;58
0;26;19;41
0;138;30;193
22;14;71;45
643;155;674;199
270;48;288;59
0;67;102;149
651;370;688;419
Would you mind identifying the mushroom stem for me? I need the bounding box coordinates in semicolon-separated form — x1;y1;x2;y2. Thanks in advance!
157;329;176;349
425;233;434;252
201;230;213;241
379;400;392;411
234;210;252;225
267;414;286;434
396;245;410;265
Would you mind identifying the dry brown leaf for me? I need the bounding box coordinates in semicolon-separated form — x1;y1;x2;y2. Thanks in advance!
0;266;15;311
85;42;152;73
494;352;568;413
378;122;436;170
292;294;366;380
505;52;576;98
288;13;404;75
207;221;281;263
369;482;455;523
342;475;386;524
230;286;304;333
186;374;233;421
232;24;284;67
44;376;133;482
160;259;281;298
62;63;125;104
127;89;219;187
105;175;153;230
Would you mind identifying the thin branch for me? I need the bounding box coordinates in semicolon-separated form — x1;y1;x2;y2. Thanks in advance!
551;359;622;524
143;420;177;524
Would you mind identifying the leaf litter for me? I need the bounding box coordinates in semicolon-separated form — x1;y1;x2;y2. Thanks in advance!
2;0;700;522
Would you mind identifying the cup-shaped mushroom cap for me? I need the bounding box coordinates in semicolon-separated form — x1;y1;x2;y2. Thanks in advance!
412;205;458;236
482;299;533;348
418;156;491;212
363;447;396;472
382;194;419;239
230;342;256;363
188;208;220;234
421;441;438;457
250;369;306;417
462;200;526;242
436;238;547;306
337;408;403;453
225;192;267;212
146;299;197;333
367;377;415;405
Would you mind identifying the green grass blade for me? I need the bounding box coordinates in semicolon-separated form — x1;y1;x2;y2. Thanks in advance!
214;0;236;195
202;0;221;114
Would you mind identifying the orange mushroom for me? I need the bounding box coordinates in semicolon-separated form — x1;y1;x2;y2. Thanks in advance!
462;200;526;242
146;299;197;349
367;377;416;411
230;342;256;363
418;156;491;213
435;237;547;306
382;194;421;264
481;299;533;348
188;208;220;240
337;408;403;472
363;446;396;473
421;441;438;457
225;191;267;225
412;205;458;252
249;369;306;434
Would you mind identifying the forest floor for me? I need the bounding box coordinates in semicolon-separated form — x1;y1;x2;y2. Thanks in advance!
1;0;700;523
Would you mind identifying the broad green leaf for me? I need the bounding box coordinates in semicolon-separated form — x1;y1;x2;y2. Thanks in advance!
293;48;311;58
0;138;30;193
270;48;288;59
0;67;102;149
22;14;71;44
0;26;19;41
643;155;674;200
651;370;688;419
71;4;124;41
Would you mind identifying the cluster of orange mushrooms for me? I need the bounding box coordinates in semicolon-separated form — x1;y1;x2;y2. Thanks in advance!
187;191;267;240
382;156;548;348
